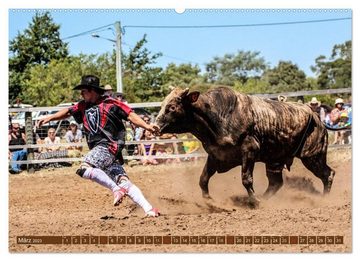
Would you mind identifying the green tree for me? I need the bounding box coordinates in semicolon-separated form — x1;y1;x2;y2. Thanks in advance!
161;63;202;87
263;61;309;93
20;53;120;106
20;57;83;106
234;78;269;94
122;34;165;102
311;40;351;89
78;52;117;87
9;11;68;103
204;50;268;86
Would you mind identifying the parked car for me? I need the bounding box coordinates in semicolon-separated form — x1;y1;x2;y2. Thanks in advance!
9;104;34;128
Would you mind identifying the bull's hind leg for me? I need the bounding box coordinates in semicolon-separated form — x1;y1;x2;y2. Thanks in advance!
301;154;335;194
263;163;284;198
199;156;217;199
241;160;260;207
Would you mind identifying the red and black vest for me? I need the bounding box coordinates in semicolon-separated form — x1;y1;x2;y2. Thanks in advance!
69;96;133;156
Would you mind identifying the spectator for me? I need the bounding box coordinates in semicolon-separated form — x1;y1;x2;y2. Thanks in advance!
37;127;70;167
139;129;158;165
134;115;150;140
123;121;137;164
308;97;326;122
65;121;83;157
35;129;70;169
104;84;113;97
157;133;181;164
330;98;347;144
278;95;287;102
65;121;83;150
42;128;61;152
8;123;27;174
182;133;201;161
330;98;346;126
114;92;127;103
8;114;12;134
134;115;150;156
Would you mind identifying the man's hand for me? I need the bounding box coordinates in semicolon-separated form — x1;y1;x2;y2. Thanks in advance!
146;124;160;135
36;117;50;128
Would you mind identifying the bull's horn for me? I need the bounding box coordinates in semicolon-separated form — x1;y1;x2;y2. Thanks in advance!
169;85;176;90
180;88;190;98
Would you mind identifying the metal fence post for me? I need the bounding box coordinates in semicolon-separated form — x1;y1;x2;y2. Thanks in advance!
25;111;35;173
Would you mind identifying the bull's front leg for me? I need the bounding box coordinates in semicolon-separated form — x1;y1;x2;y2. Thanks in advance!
199;156;217;199
241;157;260;207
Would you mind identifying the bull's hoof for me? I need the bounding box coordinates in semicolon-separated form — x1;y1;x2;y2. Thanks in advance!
202;192;212;200
248;196;260;209
262;190;275;199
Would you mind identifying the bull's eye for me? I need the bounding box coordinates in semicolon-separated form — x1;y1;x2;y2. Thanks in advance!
169;105;176;112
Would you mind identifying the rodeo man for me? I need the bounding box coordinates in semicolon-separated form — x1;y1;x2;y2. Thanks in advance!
37;75;160;217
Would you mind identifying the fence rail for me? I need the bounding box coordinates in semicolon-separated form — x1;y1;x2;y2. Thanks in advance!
9;143;351;165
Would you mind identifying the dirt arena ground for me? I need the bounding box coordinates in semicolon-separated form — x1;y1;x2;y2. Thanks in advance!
9;146;352;253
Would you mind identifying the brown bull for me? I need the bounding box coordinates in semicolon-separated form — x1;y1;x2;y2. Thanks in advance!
155;87;335;205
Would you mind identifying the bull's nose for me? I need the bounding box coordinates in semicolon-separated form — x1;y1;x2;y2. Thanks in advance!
155;121;168;134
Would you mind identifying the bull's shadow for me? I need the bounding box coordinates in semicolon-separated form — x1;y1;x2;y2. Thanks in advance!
284;176;321;195
230;195;260;209
230;176;321;209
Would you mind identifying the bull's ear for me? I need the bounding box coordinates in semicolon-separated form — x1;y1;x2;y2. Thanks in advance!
186;91;200;103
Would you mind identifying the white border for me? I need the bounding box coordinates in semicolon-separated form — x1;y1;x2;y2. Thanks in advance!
2;1;358;260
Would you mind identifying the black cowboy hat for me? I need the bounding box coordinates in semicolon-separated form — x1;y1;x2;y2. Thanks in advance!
73;75;105;93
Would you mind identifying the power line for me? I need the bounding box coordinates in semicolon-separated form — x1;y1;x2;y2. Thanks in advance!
59;16;351;64
61;17;351;42
123;17;351;29
61;23;114;40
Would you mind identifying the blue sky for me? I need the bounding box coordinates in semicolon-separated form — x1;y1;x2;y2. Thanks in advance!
8;9;352;77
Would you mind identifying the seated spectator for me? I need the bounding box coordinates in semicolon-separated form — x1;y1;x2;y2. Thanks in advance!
338;111;352;145
330;98;347;145
37;128;70;168
330;98;346;127
124;121;136;160
139;129;158;165
134;115;150;140
65;121;83;156
134;115;150;157
42;128;62;152
156;133;181;164
8;123;27;174
308;97;325;122
181;133;201;161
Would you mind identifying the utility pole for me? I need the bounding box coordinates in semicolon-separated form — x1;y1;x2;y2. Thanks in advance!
115;21;123;93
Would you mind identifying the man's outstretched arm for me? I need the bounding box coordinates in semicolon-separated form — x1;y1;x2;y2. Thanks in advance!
37;108;71;128
127;112;159;134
